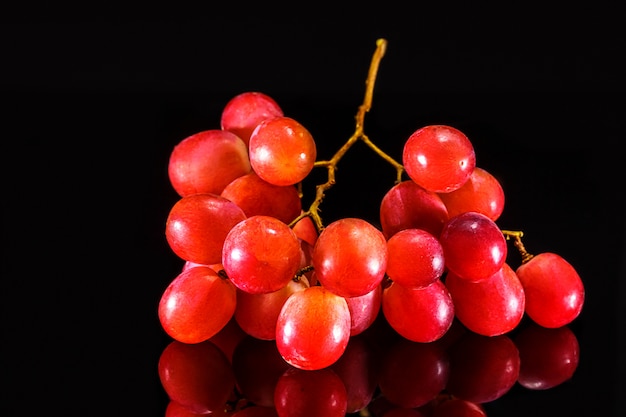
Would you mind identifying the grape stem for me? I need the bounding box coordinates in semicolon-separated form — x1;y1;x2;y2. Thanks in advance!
501;230;535;263
290;38;404;232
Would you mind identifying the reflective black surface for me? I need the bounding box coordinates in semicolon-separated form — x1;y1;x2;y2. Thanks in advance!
2;8;625;417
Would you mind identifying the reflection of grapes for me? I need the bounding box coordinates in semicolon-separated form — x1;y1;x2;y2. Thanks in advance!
157;38;585;415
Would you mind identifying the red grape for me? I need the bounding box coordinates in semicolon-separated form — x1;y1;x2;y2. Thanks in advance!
158;339;235;414
275;286;351;370
402;124;476;193
515;252;585;328
439;211;507;282
386;228;445;289
234;277;309;340
220;171;302;224
248;116;317;186
168;129;251;197
379;180;449;239
344;284;383;336
382;279;455;343
158;266;237;344
312;217;388;298
444;262;525;336
438;166;505;221
430;397;486;417
291;213;319;247
220;91;284;146
165;193;246;265
222;215;302;294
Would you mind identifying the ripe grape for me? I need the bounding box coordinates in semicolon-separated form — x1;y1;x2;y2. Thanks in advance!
386;228;445;289
158;266;237;344
220;171;302;224
344;284;383;336
234;277;309;340
248;116;317;186
168;129;251;197
445;262;525;336
402;124;476;193
438;166;505;221
379;180;449;239
382;279;455;343
165;193;246;265
220;91;284;146
430;398;486;417
439;211;507;282
222;215;302;294
515;252;585;328
158;339;235;414
312;217;388;298
275;285;351;370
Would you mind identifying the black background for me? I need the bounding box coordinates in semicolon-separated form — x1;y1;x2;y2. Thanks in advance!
2;4;625;416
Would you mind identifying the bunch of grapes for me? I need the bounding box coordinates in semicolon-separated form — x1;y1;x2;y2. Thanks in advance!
157;39;585;390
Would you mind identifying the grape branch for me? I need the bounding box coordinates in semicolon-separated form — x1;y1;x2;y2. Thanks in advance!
290;38;405;232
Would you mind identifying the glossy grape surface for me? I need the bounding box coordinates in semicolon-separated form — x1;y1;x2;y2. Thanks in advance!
275;286;351;370
248;116;317;186
312;217;388;298
515;252;585;328
403;124;476;193
439;211;507;282
222;215;302;294
168;129;251;197
220;91;284;146
386;228;445;289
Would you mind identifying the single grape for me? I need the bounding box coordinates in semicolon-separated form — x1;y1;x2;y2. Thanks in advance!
291;213;319;247
514;322;580;390
438;166;505;221
379;180;449;239
234;277;309;340
274;367;348;417
248;116;317;186
439;211;507;282
344;284;383;336
165;193;246;265
158;339;235;414
220;171;302;224
444;262;525;336
386;228;445;289
402;124;476;193
222;215;302;294
168;129;251;197
158;266;237;344
430;397;486;417
382;279;455;343
220;91;284;146
275;286;351;370
515;252;585;328
312;217;388;298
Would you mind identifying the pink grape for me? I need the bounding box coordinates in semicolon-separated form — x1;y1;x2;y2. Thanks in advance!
312;217;388;298
248;116;317;186
379;180;449;239
275;286;351;370
222;215;302;294
220;91;284;146
165;193;246;265
402;124;476;193
344;284;383;336
515;252;585;328
382;279;455;343
386;228;445;289
168;129;251;197
438;166;505;221
439;211;507;282
158;266;237;344
445;263;525;336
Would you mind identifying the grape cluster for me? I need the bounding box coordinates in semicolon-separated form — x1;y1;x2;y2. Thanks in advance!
157;39;585;415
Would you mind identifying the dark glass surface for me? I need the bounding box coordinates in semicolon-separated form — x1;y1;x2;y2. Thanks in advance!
2;11;625;417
